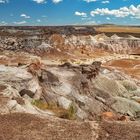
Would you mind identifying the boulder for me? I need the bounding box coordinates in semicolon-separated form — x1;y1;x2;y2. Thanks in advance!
129;89;140;97
19;89;35;98
93;75;128;97
111;97;140;117
121;80;138;91
58;96;72;110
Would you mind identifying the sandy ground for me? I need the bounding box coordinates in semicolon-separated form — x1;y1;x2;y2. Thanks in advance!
98;120;140;140
0;113;97;140
0;113;140;140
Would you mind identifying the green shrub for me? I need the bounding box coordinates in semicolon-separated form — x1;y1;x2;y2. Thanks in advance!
32;100;76;120
31;100;48;110
59;105;76;120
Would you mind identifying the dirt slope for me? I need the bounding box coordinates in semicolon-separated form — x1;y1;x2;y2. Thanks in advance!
0;113;140;140
0;113;98;140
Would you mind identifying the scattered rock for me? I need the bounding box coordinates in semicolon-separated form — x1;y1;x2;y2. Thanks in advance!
19;89;35;98
121;80;138;91
58;97;72;110
111;97;140;117
93;75;128;97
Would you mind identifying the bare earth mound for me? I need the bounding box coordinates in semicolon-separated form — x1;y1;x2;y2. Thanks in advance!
0;113;140;140
104;59;140;80
0;113;98;140
99;121;140;140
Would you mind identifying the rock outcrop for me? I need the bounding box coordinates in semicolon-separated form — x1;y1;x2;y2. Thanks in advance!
0;26;140;139
0;27;139;57
0;55;139;121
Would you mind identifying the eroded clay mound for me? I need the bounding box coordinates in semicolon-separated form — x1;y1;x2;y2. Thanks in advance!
0;27;139;58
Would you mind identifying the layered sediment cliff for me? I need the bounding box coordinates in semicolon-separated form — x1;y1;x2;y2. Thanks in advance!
0;27;140;56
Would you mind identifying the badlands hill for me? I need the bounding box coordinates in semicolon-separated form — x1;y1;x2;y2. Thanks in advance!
0;25;140;57
0;25;140;140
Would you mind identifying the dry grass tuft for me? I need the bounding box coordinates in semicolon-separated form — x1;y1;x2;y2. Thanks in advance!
32;100;76;120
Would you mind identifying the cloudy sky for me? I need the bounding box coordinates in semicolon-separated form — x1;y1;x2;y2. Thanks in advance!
0;0;140;25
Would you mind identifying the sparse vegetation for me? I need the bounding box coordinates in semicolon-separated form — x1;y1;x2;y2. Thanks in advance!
59;105;76;120
32;100;76;120
31;99;48;110
95;26;140;34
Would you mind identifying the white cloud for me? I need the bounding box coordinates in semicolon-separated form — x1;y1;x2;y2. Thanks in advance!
33;0;63;4
74;20;96;25
84;20;97;25
0;21;7;25
106;17;110;20
1;0;63;4
20;14;30;19
52;0;62;4
82;17;91;20
102;1;109;4
90;4;140;18
32;0;46;4
131;16;140;19
42;15;47;18
75;11;87;17
37;19;41;22
13;21;27;25
83;0;97;3
0;0;8;3
0;0;5;3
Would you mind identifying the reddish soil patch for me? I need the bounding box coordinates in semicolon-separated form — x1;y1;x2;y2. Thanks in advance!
0;85;6;92
0;113;95;140
104;59;140;79
98;121;140;140
0;113;140;140
104;59;140;68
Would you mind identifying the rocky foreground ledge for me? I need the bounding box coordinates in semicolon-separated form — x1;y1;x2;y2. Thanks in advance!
0;54;140;139
0;113;140;140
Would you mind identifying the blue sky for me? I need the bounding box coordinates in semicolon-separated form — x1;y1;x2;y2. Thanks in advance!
0;0;140;25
